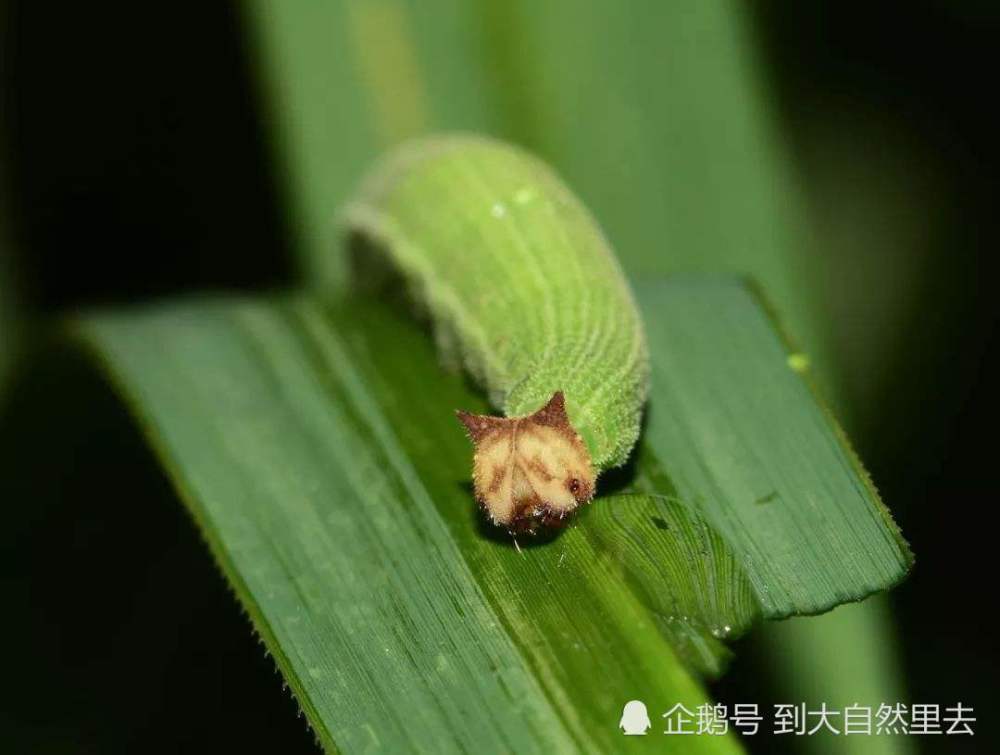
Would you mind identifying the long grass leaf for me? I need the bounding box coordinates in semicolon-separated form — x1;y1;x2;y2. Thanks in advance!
74;275;909;751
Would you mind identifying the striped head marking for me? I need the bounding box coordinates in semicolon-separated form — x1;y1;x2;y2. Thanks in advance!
456;391;595;533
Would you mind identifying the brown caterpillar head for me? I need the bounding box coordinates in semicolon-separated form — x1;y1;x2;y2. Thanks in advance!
456;391;596;534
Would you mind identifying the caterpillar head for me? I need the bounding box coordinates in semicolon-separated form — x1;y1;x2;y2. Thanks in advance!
456;391;595;534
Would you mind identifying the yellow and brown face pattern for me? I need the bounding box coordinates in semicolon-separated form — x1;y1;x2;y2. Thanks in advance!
456;391;595;533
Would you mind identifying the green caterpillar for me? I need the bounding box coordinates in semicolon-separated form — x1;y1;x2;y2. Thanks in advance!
344;134;649;533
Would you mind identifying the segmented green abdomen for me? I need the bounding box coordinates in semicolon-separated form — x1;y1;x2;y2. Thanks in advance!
344;135;648;471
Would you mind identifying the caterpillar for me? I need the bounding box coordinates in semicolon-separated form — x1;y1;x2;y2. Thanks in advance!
344;134;649;533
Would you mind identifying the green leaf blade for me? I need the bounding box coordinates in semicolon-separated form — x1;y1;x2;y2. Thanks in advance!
77;295;739;755
73;276;909;752
80;301;579;753
633;278;912;617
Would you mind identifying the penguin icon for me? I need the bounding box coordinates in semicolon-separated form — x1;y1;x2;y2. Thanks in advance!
619;700;651;735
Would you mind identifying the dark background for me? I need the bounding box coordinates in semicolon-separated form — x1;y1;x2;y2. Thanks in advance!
1;2;996;752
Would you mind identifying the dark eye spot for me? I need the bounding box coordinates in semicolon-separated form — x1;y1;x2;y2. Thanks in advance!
568;478;580;494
